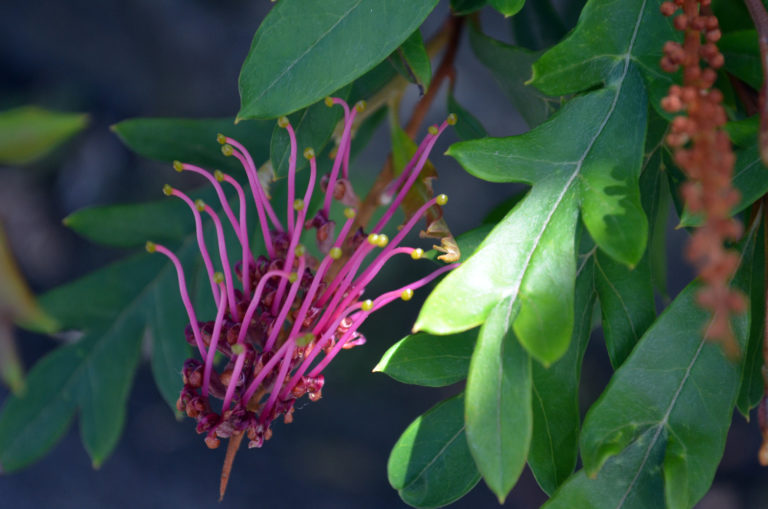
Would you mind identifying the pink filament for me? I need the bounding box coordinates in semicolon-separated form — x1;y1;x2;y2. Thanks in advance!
264;256;307;352
220;173;253;298
202;281;228;397
322;103;358;214
202;204;240;321
284;123;298;233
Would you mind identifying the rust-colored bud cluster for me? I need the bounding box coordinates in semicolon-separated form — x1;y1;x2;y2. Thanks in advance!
660;0;745;356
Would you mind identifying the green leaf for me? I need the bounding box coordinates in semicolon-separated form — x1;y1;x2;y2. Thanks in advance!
678;143;768;227
464;298;532;503
112;117;273;174
469;26;553;128
490;0;524;17
528;237;596;495
270;88;350;178
594;250;655;368
481;191;527;224
63;198;193;248
725;115;758;147
418;68;647;365
510;0;567;50
0;106;88;165
238;0;438;119
390;30;432;92
542;428;666;509
530;0;677;97
374;330;476;387
579;224;756;509
388;393;481;508
737;215;765;417
719;30;761;90
447;93;488;141
450;0;487;15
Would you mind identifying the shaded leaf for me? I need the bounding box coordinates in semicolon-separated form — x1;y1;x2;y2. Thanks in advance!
112;117;273;174
238;0;438;119
725;115;758;147
390;30;432;92
451;0;487;15
510;0;567;50
719;30;761;90
528;235;596;495
0;106;88;165
388;393;481;508
464;298;531;503
374;330;476;387
447;93;488;141
469;26;553;128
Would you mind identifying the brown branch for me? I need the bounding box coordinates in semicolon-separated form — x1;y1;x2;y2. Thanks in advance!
744;0;768;165
353;16;464;233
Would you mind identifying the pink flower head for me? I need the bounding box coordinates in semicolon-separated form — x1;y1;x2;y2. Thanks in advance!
146;98;458;456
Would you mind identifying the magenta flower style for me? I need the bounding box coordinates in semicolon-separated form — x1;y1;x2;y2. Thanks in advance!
145;97;457;480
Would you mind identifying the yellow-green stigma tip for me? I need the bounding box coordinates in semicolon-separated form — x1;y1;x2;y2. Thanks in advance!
355;100;367;112
288;272;298;283
297;332;316;347
329;247;342;260
436;194;448;206
221;144;234;157
162;184;173;196
216;133;227;145
173;160;184;172
214;169;225;182
400;288;414;301
324;97;334;107
376;234;389;248
145;241;156;253
447;113;457;126
277;116;290;128
231;343;245;355
344;208;356;219
428;125;439;135
295;244;306;257
361;299;374;311
411;248;424;260
213;272;224;284
367;233;380;245
195;199;206;212
303;147;315;160
293;198;305;211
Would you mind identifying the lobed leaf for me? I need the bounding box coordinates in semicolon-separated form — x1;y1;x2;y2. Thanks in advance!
238;0;438;119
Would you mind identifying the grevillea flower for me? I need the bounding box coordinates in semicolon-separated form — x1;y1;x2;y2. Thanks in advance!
660;0;745;355
145;97;458;492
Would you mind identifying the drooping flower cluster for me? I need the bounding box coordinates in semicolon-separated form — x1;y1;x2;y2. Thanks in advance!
660;0;745;355
146;98;458;458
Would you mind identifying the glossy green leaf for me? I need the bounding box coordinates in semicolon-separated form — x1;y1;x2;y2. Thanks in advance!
594;250;655;368
450;0;487;15
679;143;768;227
464;298;531;503
418;68;647;365
388;393;481;508
374;330;476;387
238;0;438;119
530;0;677;97
112;117;273;174
469;26;553;128
725;115;758;147
481;191;527;225
270;88;349;178
542;428;666;509
490;0;524;17
719;30;761;90
390;30;432;92
0;106;88;165
510;0;567;50
579;230;755;509
447;93;488;141
528;237;596;495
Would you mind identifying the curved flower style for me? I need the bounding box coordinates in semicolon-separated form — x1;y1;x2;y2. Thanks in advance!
146;98;458;459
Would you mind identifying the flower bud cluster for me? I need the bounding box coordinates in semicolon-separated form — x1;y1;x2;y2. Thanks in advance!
660;0;745;354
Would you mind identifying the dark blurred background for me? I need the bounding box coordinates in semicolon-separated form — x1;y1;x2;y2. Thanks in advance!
0;1;765;508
